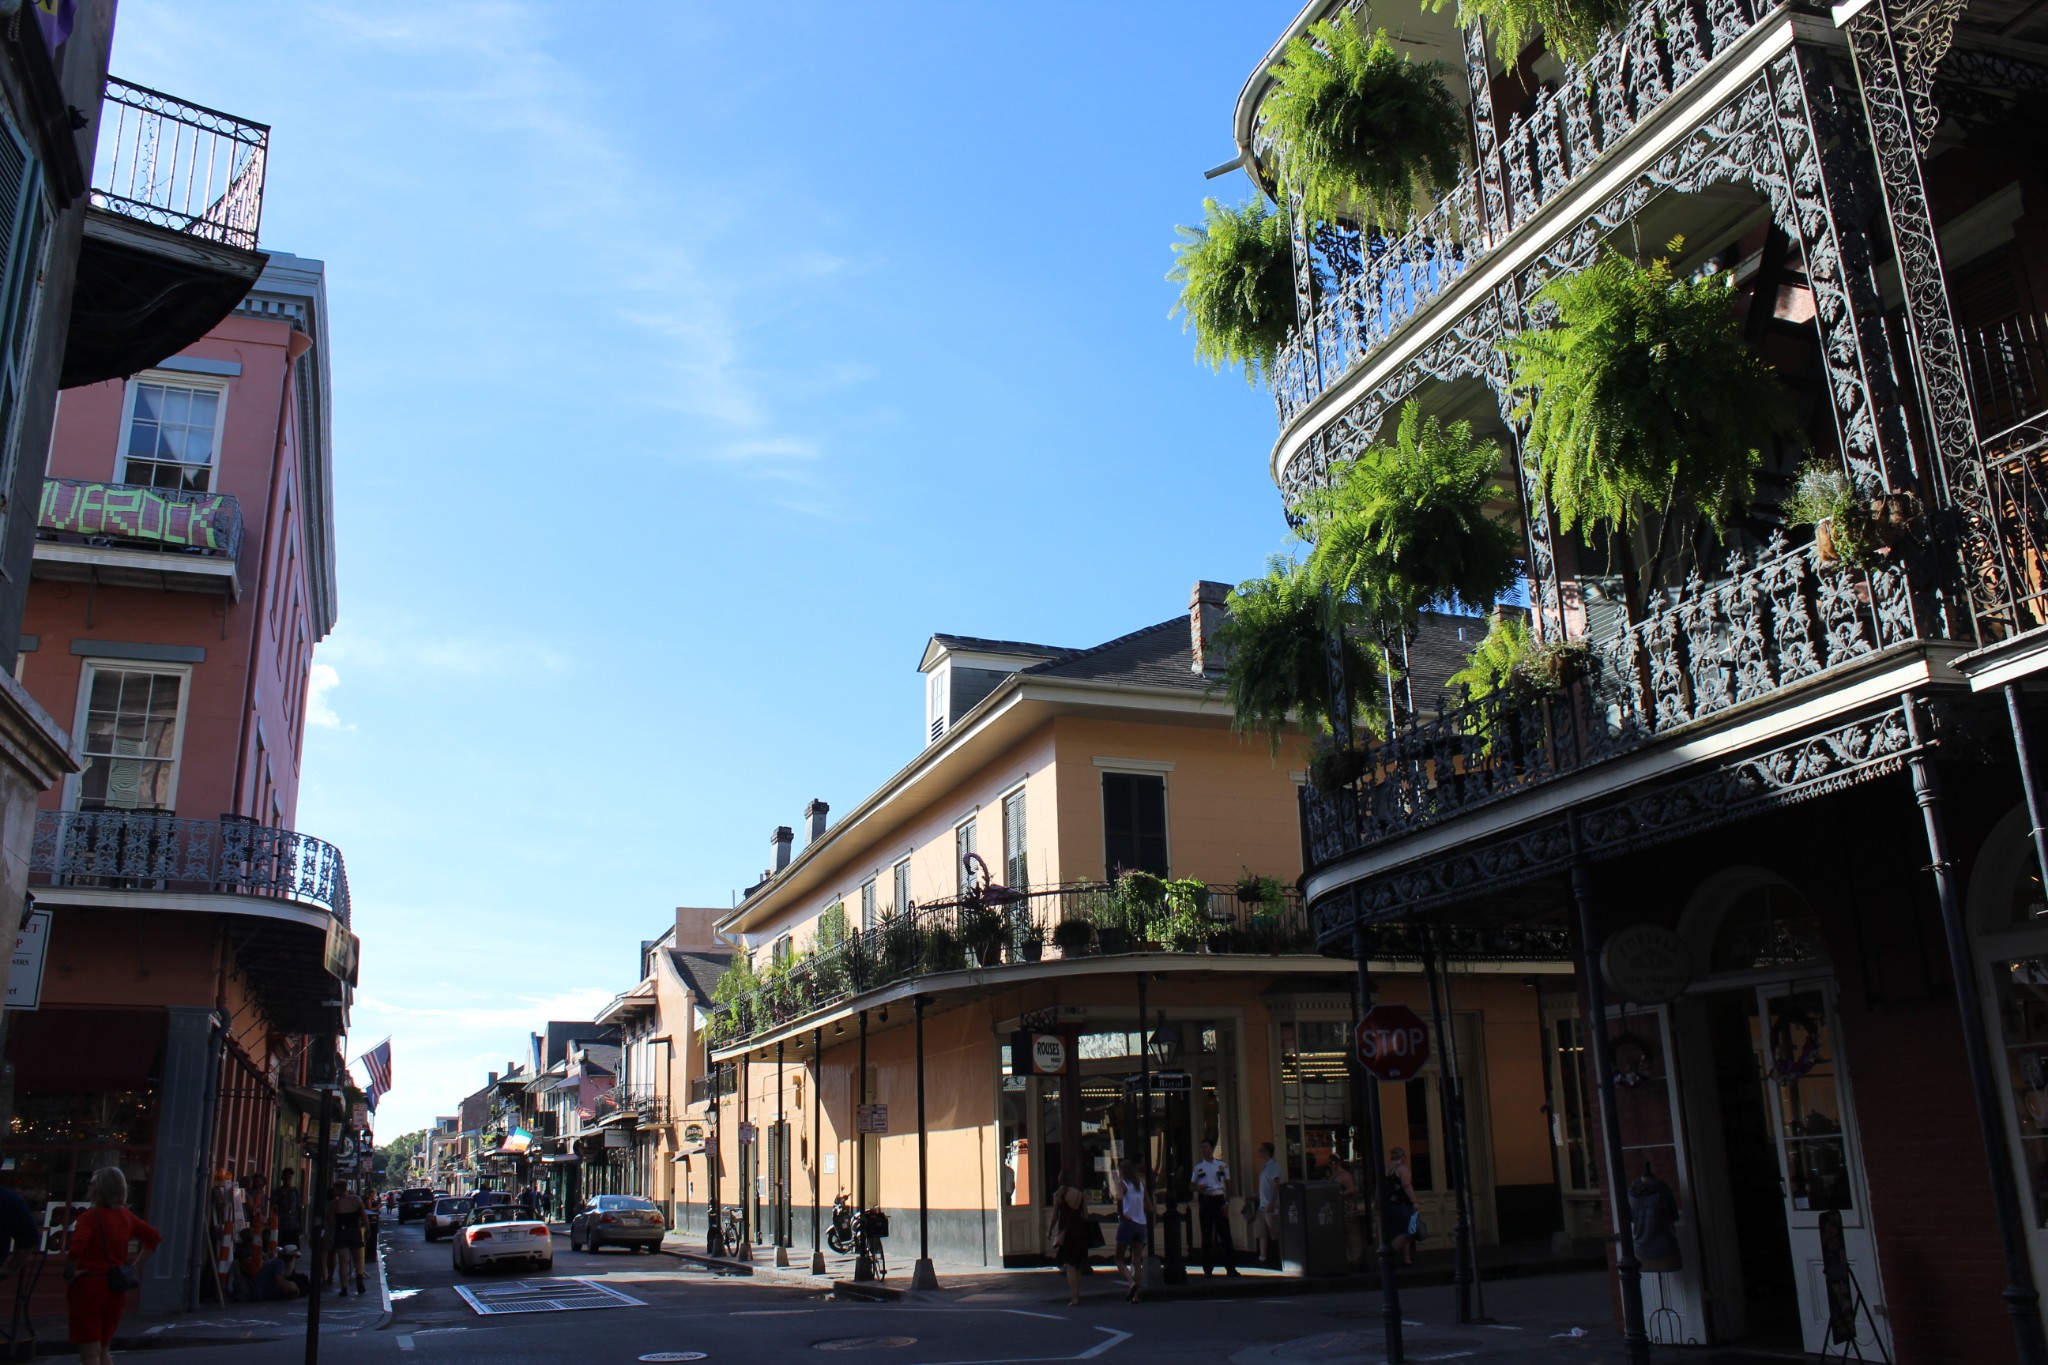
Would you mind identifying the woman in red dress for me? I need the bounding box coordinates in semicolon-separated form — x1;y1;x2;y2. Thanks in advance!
65;1166;161;1365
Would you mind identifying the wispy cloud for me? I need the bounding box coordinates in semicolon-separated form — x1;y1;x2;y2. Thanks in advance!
306;663;346;729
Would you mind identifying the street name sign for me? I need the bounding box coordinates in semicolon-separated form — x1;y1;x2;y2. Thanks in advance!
1355;1004;1431;1081
5;908;49;1011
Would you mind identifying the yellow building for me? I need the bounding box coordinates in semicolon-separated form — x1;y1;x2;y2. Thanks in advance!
698;584;1581;1270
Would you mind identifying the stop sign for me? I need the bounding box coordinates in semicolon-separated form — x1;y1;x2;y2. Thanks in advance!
1355;1004;1431;1081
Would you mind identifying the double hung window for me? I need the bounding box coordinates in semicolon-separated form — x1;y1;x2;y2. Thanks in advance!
0;108;50;556
956;819;978;897
892;859;911;919
121;376;225;491
77;666;186;811
1102;772;1168;877
859;879;877;933
1002;788;1027;894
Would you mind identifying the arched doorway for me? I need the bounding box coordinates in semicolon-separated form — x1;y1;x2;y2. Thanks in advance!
1666;869;1888;1357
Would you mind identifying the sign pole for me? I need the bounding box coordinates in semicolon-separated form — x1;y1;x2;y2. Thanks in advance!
1352;927;1403;1365
912;995;937;1288
304;1043;336;1365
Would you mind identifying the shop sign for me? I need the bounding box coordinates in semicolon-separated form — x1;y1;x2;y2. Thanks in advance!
857;1103;888;1134
1009;1031;1069;1077
1121;1071;1193;1094
737;1122;757;1146
1355;1004;1430;1082
323;920;360;984
603;1128;630;1149
1600;925;1693;1005
683;1123;705;1144
5;908;50;1011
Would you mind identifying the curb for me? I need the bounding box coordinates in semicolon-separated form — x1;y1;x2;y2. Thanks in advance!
659;1246;758;1276
373;1239;394;1329
830;1279;903;1302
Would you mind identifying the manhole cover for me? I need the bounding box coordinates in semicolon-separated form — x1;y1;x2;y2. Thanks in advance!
814;1338;917;1351
639;1355;709;1362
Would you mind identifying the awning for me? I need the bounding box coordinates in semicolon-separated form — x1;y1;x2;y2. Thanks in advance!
542;1154;581;1165
7;1007;166;1092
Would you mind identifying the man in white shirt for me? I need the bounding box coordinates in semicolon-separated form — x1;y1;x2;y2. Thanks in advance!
1254;1141;1283;1266
1190;1141;1241;1277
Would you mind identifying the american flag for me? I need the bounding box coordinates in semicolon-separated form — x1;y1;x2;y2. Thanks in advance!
359;1039;393;1112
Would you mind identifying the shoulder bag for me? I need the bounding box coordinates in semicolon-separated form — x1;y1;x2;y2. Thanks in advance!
100;1214;138;1294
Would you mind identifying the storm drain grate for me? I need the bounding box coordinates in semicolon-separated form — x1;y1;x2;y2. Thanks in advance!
453;1278;648;1315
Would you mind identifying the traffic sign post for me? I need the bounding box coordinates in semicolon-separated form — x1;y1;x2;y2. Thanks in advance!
1355;1005;1431;1082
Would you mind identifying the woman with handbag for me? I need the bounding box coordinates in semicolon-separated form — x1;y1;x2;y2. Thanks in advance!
1044;1168;1093;1307
64;1166;161;1365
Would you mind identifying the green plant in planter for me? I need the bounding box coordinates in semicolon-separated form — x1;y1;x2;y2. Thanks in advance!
1779;459;1921;570
1164;878;1212;918
1429;0;1631;65
711;955;759;1039
1256;875;1291;908
1262;11;1466;231
1216;558;1389;753
1449;612;1593;704
1234;871;1268;905
1052;918;1096;956
1170;196;1302;387
959;903;1006;967
814;901;852;996
1503;240;1799;619
921;924;964;974
1297;400;1522;635
1151;901;1218;953
881;916;921;980
1012;917;1046;963
1118;870;1167;911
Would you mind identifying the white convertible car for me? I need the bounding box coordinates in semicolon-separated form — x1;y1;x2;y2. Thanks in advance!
452;1204;554;1275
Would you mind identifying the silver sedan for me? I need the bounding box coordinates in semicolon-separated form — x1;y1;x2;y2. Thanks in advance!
569;1195;666;1253
423;1196;472;1242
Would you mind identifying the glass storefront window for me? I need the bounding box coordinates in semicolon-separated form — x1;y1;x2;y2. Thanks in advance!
1755;989;1853;1212
1997;957;2048;1226
1552;1018;1598;1192
1280;1022;1353;1181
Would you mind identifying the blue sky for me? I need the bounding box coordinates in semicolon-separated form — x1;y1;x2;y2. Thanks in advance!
111;1;1305;1138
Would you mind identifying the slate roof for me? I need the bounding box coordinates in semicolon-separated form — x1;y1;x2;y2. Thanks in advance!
1020;618;1209;693
928;633;1077;660
1404;610;1486;710
670;951;733;1009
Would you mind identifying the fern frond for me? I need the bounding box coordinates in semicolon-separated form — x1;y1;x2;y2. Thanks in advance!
1169;196;1300;387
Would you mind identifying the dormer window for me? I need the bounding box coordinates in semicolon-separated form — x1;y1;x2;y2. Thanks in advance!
927;669;947;743
918;634;1076;747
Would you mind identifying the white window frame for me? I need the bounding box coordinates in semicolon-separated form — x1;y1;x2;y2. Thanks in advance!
67;659;195;813
859;878;877;932
115;370;230;490
892;858;912;919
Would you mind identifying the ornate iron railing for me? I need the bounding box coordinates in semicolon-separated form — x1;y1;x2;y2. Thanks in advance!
37;479;242;557
90;78;268;251
1271;0;1780;423
1972;418;2048;636
30;809;350;926
707;881;1315;1049
601;1084;670;1126
1301;536;1921;866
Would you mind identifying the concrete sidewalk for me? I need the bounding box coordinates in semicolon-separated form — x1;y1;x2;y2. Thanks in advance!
97;1241;392;1355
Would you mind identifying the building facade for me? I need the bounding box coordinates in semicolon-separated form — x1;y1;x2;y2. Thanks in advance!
696;587;1576;1271
1227;0;2048;1359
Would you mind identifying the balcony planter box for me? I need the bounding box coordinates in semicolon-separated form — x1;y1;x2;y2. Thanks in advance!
1310;747;1370;793
1096;927;1133;956
1052;920;1095;957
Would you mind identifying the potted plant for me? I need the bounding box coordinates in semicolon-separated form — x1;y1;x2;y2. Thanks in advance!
1093;891;1138;956
1235;872;1268;906
882;915;921;980
1450;612;1591;703
1780;459;1922;570
1151;899;1218;954
1012;915;1046;964
1170;195;1303;387
921;923;964;974
1503;238;1801;623
960;903;1006;968
1052;917;1096;957
1261;11;1466;232
1428;0;1631;64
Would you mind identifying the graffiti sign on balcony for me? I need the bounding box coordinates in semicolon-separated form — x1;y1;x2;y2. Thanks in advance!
39;479;241;555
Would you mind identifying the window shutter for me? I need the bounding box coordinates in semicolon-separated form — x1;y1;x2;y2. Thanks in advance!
1003;789;1027;891
0;108;44;544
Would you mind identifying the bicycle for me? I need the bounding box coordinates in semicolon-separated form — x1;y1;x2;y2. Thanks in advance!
852;1206;888;1279
712;1207;745;1258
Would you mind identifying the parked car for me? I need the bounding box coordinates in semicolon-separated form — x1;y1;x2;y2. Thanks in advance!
396;1188;436;1222
570;1194;666;1253
424;1197;473;1242
452;1204;553;1275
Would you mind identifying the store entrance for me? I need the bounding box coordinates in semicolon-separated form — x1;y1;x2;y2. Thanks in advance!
1700;989;1800;1348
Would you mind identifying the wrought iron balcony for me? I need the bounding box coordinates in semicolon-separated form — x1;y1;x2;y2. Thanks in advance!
30;808;351;926
90;79;268;251
1300;536;1921;869
708;881;1320;1050
600;1084;670;1126
1270;0;1781;426
37;478;241;555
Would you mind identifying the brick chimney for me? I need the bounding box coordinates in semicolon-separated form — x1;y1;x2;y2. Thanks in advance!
771;825;794;872
804;798;830;847
1190;580;1232;675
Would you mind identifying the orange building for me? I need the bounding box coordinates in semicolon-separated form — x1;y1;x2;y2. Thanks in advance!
7;248;349;1314
695;586;1580;1272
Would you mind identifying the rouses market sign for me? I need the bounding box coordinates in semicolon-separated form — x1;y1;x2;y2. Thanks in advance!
1009;1031;1070;1077
1600;925;1694;1005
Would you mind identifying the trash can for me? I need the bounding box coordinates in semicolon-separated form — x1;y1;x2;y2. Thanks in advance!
1279;1179;1346;1276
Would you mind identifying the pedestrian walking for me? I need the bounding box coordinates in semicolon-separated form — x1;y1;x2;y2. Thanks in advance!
273;1169;302;1249
1251;1142;1282;1266
64;1166;161;1365
1382;1148;1419;1266
1045;1168;1092;1307
1111;1159;1149;1291
326;1181;368;1296
1190;1141;1240;1277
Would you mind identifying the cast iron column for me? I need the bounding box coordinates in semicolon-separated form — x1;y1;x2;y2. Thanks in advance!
1907;699;2048;1365
775;1041;790;1267
303;1044;335;1365
912;995;937;1288
1566;817;1650;1365
1421;930;1474;1324
1353;924;1403;1364
854;1010;874;1282
2006;685;2048;909
708;1063;725;1258
811;1028;826;1274
1136;973;1160;1290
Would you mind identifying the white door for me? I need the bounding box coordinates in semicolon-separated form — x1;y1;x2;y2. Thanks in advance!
1752;983;1890;1358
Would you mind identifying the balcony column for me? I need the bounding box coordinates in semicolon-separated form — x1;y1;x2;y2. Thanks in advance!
1837;0;2006;630
1904;698;2048;1365
1420;926;1477;1325
912;994;938;1289
1564;818;1651;1365
853;1009;875;1281
775;1041;789;1267
1350;922;1403;1365
1461;20;1505;242
707;1063;725;1257
811;1027;827;1275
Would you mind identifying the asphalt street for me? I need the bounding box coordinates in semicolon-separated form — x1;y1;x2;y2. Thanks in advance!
124;1219;1648;1365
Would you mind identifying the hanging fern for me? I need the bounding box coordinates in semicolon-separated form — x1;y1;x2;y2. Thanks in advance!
1430;0;1631;66
1214;557;1388;752
1502;240;1797;551
1261;12;1466;231
1448;611;1590;702
1296;399;1522;632
1169;196;1300;386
